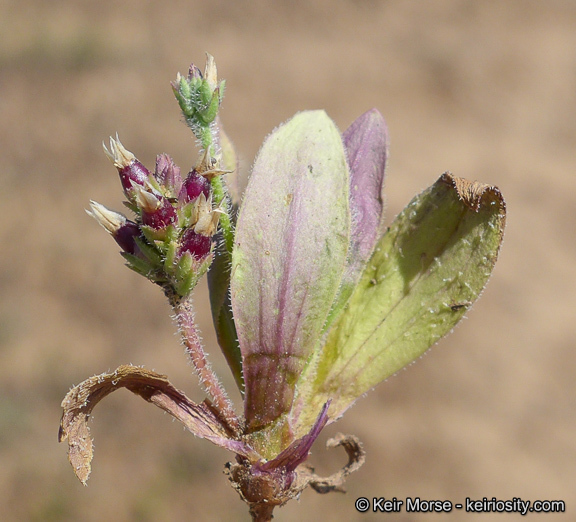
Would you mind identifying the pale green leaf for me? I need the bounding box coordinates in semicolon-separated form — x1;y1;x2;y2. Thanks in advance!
292;173;506;434
231;110;350;431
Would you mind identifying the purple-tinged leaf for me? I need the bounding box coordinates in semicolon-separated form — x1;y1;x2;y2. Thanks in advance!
324;109;388;329
231;111;350;432
258;401;330;474
343;109;388;275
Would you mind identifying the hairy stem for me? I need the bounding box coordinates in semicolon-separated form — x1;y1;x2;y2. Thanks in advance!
211;176;235;254
171;293;240;435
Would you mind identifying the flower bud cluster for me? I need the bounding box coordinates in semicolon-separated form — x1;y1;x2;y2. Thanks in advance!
90;136;225;297
171;54;225;151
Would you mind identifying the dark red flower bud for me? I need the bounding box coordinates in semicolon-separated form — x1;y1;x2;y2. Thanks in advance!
179;228;211;260
103;136;150;198
115;221;141;255
132;185;177;230
179;169;211;203
86;201;141;255
155;154;182;195
118;160;149;195
141;196;177;230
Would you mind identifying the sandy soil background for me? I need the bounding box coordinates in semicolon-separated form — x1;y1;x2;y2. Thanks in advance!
1;1;575;520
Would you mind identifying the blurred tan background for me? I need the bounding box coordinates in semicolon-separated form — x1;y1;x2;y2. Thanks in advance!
1;0;575;520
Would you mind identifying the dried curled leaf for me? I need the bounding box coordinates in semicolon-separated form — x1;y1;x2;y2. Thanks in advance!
59;365;256;484
304;433;366;494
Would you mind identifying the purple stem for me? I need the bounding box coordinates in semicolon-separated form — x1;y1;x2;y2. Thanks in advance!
172;295;240;435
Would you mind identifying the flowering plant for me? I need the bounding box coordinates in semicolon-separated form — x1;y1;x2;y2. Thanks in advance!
59;55;505;521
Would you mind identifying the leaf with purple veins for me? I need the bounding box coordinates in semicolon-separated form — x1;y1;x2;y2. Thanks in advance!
231;111;351;435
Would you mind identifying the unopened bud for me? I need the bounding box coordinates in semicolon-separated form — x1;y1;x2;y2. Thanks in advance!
179;228;211;261
132;185;177;230
86;201;140;254
172;55;225;138
187;63;203;81
179;169;211;203
114;221;141;255
154;154;182;195
103;135;150;198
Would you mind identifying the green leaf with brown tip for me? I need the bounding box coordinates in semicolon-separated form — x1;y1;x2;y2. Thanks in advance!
292;173;506;434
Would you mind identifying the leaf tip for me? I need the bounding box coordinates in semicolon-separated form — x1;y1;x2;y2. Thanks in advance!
440;171;506;215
